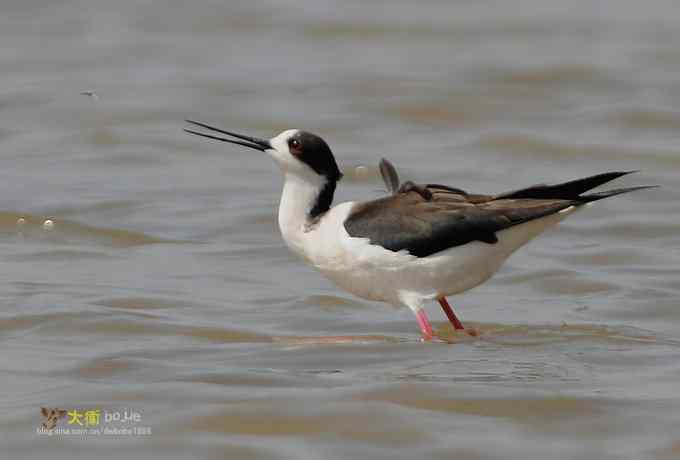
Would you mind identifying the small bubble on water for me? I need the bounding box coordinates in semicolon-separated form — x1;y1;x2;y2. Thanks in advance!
43;219;54;230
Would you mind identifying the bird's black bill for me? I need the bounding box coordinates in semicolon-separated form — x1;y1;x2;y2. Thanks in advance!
184;119;271;152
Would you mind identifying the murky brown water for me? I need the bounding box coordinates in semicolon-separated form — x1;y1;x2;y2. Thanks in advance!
2;1;680;459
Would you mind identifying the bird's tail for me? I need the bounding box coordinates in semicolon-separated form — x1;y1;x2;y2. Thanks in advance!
577;185;658;203
496;171;657;202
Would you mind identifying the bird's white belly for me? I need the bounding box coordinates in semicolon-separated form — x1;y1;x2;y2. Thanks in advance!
312;238;499;303
302;205;574;305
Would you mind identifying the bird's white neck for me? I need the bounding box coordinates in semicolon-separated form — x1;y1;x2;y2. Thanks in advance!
277;172;334;258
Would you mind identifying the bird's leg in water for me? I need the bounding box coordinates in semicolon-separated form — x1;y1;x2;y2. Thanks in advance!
415;309;434;341
438;297;464;330
438;297;479;336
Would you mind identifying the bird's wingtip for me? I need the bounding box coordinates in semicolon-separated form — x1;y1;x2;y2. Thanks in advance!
378;158;400;194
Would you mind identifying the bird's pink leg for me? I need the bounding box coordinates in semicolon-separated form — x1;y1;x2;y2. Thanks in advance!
415;309;434;341
438;297;465;330
437;297;479;337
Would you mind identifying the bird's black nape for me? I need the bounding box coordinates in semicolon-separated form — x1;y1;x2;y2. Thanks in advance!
290;131;343;183
288;131;343;220
309;180;338;219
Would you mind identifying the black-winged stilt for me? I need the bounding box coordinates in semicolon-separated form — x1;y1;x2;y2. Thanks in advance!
185;120;654;341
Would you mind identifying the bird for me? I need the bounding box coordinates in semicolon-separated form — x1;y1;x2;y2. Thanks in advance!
184;120;655;341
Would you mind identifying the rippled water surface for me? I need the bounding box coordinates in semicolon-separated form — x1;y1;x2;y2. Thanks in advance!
2;1;680;459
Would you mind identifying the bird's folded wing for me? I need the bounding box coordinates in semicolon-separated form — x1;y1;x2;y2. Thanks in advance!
344;187;574;257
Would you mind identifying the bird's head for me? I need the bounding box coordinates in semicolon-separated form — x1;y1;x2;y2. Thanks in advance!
185;120;342;184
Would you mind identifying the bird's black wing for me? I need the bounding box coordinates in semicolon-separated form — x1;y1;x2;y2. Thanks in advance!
344;171;653;258
344;187;574;257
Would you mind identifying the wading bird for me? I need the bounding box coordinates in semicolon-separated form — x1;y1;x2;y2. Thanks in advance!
185;120;653;341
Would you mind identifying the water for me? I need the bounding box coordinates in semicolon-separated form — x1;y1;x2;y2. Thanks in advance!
2;1;680;458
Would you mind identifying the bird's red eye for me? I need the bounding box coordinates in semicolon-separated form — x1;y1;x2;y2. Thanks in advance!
289;138;302;155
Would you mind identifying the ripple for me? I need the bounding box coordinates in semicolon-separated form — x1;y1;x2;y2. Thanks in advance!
437;323;665;347
390;102;479;125
189;404;429;444
303;295;370;312
356;386;603;419
488;64;620;89
272;334;401;347
81;320;271;344
176;372;304;388
557;247;648;267
0;211;169;247
497;268;618;295
75;356;141;379
7;248;112;262
0;311;98;335
475;134;680;165
609;108;680;130
96;296;192;310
